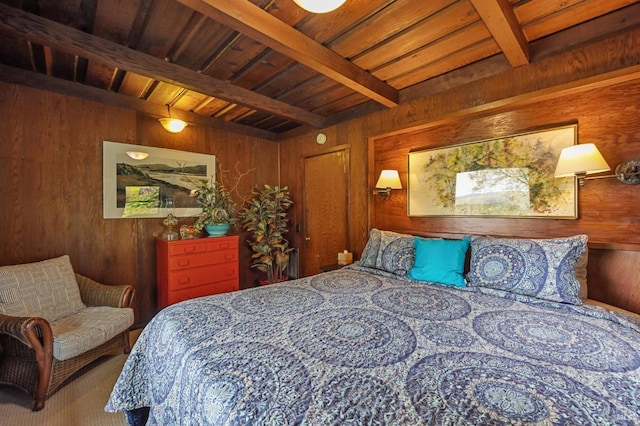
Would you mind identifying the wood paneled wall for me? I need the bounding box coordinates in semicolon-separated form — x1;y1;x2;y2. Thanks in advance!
279;123;371;272
281;27;640;261
0;82;279;325
279;27;640;313
370;81;640;315
372;80;640;245
281;82;640;312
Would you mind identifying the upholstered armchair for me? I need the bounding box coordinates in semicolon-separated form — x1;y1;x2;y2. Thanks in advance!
0;255;135;411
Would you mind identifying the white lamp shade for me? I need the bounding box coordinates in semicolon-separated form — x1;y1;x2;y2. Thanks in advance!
554;143;610;177
375;170;402;189
293;0;346;13
159;118;187;133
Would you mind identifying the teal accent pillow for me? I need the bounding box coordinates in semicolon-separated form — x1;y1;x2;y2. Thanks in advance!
408;237;471;287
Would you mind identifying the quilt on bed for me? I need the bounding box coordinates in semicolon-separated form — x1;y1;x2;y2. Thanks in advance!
106;266;640;425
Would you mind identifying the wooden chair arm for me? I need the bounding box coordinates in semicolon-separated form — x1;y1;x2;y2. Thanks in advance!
0;313;54;411
0;314;52;349
75;273;135;308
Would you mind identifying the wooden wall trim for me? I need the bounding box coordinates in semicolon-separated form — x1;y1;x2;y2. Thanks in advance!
360;25;640;144
588;242;640;252
587;247;640;315
372;64;640;141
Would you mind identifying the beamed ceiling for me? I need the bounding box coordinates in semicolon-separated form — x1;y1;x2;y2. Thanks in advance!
0;0;639;140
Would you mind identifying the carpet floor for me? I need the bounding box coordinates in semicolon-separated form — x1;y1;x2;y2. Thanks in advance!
0;330;141;426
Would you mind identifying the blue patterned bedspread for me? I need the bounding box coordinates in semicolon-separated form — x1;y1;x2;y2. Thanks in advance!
106;266;640;425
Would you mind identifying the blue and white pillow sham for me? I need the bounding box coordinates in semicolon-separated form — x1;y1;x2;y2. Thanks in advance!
359;229;415;276
466;234;588;305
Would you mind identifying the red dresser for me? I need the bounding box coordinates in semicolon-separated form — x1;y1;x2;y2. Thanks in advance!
156;236;239;309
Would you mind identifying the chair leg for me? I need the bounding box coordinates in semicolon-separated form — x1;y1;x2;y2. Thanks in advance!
33;395;46;411
32;347;53;411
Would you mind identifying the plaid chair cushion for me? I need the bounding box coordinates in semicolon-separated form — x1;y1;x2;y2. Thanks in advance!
0;255;86;322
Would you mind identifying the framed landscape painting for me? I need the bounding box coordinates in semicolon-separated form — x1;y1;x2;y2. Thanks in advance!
408;125;577;219
103;141;215;219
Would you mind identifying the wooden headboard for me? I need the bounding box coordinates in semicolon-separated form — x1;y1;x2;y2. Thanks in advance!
586;242;640;315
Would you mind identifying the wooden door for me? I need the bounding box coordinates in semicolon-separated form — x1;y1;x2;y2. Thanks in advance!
302;149;349;276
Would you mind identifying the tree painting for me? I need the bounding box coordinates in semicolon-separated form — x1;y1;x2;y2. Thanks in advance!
408;126;576;218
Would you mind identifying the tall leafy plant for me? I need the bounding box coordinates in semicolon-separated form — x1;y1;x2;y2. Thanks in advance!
238;185;294;283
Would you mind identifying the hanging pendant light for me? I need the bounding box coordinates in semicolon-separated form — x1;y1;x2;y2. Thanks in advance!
158;105;187;133
293;0;346;13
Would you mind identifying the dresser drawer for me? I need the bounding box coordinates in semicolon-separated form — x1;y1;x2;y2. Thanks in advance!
167;263;239;292
169;250;238;270
206;238;238;252
168;238;239;256
168;241;208;256
157;235;240;309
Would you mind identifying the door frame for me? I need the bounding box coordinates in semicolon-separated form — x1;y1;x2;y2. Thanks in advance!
300;145;351;275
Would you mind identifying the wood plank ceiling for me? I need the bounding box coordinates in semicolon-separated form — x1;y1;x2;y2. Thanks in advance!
0;0;638;139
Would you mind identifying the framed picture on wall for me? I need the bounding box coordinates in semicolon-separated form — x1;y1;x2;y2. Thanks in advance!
408;124;577;219
103;141;216;219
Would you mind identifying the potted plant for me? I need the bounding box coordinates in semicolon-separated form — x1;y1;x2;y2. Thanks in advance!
190;176;236;237
238;184;294;284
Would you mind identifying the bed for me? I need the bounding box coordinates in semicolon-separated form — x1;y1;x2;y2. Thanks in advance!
106;230;640;425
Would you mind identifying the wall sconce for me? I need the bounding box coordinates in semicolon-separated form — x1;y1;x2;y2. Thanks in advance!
293;0;346;13
158;105;187;133
373;170;402;197
554;143;640;186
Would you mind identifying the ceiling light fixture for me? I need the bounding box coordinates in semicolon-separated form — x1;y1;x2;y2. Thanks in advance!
293;0;346;13
158;105;187;133
126;151;149;160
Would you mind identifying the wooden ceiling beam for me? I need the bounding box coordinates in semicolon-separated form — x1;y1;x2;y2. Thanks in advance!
0;3;325;128
74;0;99;83
0;63;278;140
469;0;529;67
174;0;399;108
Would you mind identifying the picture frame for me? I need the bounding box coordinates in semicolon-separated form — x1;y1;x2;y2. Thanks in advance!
408;124;577;219
103;141;216;219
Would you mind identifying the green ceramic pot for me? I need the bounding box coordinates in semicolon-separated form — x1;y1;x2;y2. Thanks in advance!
204;223;231;237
